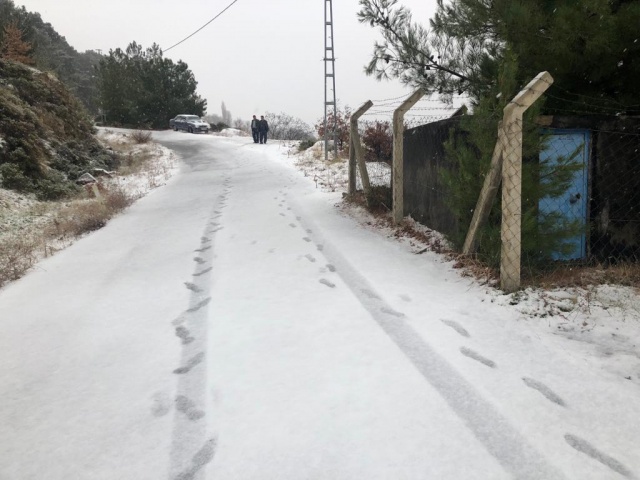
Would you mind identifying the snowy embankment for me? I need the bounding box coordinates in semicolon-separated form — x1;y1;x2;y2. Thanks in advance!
0;128;177;286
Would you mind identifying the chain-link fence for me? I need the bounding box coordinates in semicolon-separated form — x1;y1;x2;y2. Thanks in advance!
351;95;466;211
403;112;640;288
351;79;640;289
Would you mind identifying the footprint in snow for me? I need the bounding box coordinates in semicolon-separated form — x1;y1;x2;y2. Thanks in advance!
441;319;470;338
381;307;405;318
319;278;335;288
175;395;205;421
186;297;212;313
522;377;565;406
175;326;195;345
173;352;205;375
564;434;633;478
460;347;496;368
192;267;212;277
361;289;380;300
184;282;203;293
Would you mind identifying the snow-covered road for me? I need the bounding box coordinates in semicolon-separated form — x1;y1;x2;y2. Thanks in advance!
0;132;638;479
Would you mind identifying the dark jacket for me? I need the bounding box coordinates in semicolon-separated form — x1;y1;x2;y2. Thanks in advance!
258;119;269;133
251;118;259;130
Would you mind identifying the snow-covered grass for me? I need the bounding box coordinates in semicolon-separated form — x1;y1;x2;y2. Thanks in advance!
288;140;391;192
0;127;177;288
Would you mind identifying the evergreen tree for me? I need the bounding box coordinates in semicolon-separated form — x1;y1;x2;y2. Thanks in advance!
0;0;103;114
440;52;584;267
97;42;206;128
0;21;34;64
359;0;640;114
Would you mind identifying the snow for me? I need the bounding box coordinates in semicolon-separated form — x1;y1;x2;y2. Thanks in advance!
213;128;247;137
0;128;178;285
96;128;179;198
0;130;638;479
291;140;391;192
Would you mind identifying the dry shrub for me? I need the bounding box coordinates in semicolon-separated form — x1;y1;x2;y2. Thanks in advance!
365;185;392;212
525;262;640;289
118;151;153;176
50;200;111;238
48;182;135;239
130;130;153;144
0;234;38;287
104;184;134;211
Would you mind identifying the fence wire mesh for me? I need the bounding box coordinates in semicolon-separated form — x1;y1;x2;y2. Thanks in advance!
351;89;640;288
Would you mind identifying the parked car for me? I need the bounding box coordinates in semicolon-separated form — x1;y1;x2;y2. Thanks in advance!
169;115;210;134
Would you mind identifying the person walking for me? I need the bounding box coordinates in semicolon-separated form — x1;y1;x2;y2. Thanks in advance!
250;115;260;143
258;115;269;144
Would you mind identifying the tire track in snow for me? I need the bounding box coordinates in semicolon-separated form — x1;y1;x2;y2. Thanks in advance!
285;198;567;480
168;178;231;479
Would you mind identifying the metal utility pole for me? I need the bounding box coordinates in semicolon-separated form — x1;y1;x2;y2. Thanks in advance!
324;0;338;161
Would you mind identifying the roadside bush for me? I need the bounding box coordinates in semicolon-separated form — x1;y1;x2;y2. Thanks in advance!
48;184;134;239
315;106;351;156
365;185;392;212
0;162;32;192
104;185;134;211
34;171;78;200
362;120;392;163
51;200;110;237
298;139;316;152
0;234;38;288
265;112;315;141
130;130;152;144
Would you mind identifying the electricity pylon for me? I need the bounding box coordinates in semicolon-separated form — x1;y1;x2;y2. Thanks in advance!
324;0;338;161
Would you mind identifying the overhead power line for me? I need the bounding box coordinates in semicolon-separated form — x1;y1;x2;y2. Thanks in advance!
164;0;240;53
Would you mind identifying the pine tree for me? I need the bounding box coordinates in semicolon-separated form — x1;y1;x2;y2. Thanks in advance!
440;52;584;268
97;42;206;128
0;21;34;65
359;0;640;114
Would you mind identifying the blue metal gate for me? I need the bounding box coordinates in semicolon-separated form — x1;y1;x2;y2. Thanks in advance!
538;130;590;260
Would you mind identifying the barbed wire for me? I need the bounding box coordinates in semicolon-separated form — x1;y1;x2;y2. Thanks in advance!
549;84;640;109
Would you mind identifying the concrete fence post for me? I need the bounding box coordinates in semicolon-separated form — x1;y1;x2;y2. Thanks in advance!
462;122;506;255
500;71;554;292
392;89;424;224
349;100;373;195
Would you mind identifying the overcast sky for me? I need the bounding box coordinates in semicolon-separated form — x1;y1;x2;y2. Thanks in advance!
16;0;443;126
